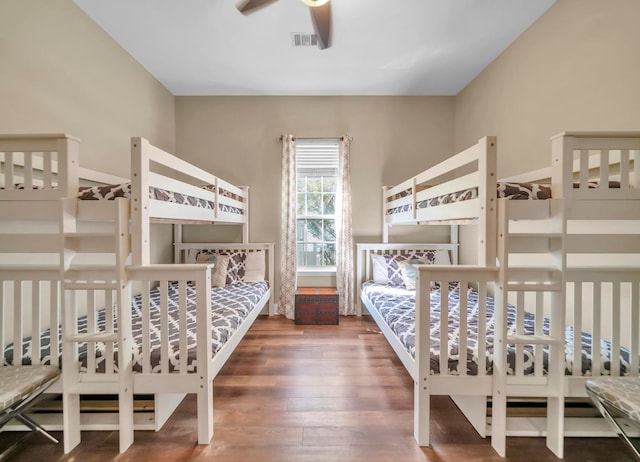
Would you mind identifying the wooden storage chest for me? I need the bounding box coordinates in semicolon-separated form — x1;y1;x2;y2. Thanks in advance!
294;288;339;325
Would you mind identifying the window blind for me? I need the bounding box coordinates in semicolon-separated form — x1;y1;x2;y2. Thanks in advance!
296;138;339;176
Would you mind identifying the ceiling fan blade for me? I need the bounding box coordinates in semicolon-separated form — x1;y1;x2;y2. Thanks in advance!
236;0;278;14
309;2;331;49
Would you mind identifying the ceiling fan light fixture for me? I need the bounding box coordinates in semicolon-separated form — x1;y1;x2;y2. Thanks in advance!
301;0;329;7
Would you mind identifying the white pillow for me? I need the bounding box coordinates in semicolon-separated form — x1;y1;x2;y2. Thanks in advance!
371;254;389;284
185;249;200;264
433;250;451;265
244;250;266;282
196;253;229;287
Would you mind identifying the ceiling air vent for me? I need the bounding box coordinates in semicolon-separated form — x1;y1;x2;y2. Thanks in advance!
291;33;319;48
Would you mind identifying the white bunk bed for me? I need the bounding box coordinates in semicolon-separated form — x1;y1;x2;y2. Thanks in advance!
358;131;640;458
0;134;274;454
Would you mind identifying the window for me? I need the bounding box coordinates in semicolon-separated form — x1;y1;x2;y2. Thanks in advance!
296;139;339;271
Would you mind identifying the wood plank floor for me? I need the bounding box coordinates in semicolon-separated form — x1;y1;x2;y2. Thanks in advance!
3;316;635;461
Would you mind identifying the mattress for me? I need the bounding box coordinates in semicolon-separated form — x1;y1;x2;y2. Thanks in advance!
4;281;268;373
77;183;244;215
386;181;621;215
361;281;632;376
0;182;244;215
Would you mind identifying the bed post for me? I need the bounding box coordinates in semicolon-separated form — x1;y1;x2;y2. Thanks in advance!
268;243;275;315
382;186;389;243
491;200;508;457
131;137;151;266
414;268;431;446
632;149;639;189
550;133;573;201
115;198;134;453
173;224;183;263
195;267;214;444
356;245;363;317
242;186;249;243
450;225;459;265
477;136;497;267
57;135;80;199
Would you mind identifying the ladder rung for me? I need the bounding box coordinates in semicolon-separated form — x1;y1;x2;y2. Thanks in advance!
507;334;562;345
65;332;117;343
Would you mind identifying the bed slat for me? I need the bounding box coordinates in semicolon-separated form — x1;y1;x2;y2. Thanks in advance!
24;153;33;190
591;283;601;376
13;281;22;365
87;290;96;374
179;280;187;375
160;282;169;375
50;281;59;367
30;281;40;365
515;291;524;376
4;152;14;189
459;282;468;376
534;292;543;377
477;283;487;377
141;281;151;374
611;282;621;376
572;283;582;377
439;284;448;376
105;290;114;374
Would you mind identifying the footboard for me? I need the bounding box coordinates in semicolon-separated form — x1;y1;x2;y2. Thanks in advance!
126;263;266;445
551;131;640;203
382;136;497;265
564;267;640;396
414;265;498;446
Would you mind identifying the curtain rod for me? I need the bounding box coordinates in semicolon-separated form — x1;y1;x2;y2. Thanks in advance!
277;135;345;142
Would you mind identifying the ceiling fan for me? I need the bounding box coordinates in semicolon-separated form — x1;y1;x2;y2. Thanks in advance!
235;0;332;49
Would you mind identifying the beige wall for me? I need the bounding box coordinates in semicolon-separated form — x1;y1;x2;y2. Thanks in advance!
455;0;640;264
455;0;640;177
0;0;177;263
0;0;176;175
175;96;455;290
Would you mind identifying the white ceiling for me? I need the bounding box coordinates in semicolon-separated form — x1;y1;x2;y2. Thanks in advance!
72;0;556;96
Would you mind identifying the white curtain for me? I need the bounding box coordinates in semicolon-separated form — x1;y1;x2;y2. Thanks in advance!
278;135;297;319
336;135;355;315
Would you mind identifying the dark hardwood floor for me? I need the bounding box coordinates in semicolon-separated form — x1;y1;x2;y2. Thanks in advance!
3;316;634;461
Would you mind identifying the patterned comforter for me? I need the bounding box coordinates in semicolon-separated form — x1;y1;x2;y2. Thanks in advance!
386;182;552;216
4;281;268;373
361;281;632;376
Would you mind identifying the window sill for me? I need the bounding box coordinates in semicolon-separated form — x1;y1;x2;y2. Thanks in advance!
297;267;336;277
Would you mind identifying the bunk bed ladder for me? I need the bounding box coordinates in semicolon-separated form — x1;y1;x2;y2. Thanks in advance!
492;198;566;458
59;197;134;454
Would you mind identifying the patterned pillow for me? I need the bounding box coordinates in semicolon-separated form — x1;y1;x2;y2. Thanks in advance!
223;252;247;285
383;251;437;286
397;259;424;290
195;253;229;287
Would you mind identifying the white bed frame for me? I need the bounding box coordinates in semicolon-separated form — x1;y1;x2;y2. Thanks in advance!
359;131;640;458
0;134;271;454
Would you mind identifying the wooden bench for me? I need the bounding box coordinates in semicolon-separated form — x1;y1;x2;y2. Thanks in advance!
0;365;60;457
586;377;640;459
